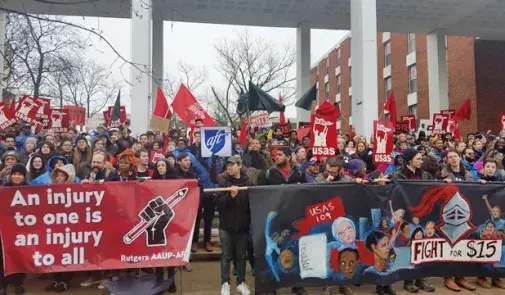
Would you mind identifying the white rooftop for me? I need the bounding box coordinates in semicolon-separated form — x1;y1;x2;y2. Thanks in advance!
3;0;505;39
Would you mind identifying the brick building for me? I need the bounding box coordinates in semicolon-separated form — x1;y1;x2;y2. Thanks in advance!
311;32;505;136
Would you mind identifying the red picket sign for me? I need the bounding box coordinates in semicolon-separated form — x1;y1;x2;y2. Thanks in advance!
373;121;394;163
400;115;416;133
431;113;449;135
0;102;17;130
48;109;70;134
0;180;199;275
15;95;39;123
34;97;51;128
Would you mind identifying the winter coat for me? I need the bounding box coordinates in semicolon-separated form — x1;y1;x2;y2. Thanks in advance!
50;164;76;184
217;172;253;233
258;165;306;185
31;155;81;185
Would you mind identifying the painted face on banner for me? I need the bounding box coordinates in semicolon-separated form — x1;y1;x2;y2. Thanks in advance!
340;249;359;279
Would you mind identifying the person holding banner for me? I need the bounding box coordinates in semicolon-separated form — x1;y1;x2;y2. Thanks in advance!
257;147;307;295
217;155;253;295
2;163;28;295
44;164;77;292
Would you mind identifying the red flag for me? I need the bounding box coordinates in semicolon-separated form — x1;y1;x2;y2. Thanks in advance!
278;96;286;124
383;92;397;125
172;84;216;127
153;87;171;119
239;121;248;146
333;102;342;119
454;98;472;122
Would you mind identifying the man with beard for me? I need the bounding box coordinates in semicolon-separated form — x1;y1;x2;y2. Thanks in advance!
272;127;285;142
258;147;306;295
80;150;118;290
315;157;351;183
81;151;118;184
258;147;305;186
461;147;478;179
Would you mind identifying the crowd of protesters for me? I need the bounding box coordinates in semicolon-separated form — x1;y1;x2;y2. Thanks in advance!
1;116;505;295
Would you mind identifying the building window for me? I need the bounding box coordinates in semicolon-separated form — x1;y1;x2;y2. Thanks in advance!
408;65;417;94
336;48;341;67
385;77;392;98
326;58;329;75
349;95;352;115
336;101;341;111
336;75;341;94
408;33;416;54
384;41;391;67
409;104;418;117
349;67;352;87
325;82;329;99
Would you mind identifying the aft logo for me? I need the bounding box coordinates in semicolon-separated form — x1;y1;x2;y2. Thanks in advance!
201;127;232;157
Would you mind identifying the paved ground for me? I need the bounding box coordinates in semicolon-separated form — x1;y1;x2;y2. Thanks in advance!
8;261;505;294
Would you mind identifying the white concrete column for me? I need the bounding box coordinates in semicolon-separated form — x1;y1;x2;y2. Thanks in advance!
151;7;164;113
296;22;311;123
427;31;449;118
350;0;378;137
0;10;6;98
130;0;152;135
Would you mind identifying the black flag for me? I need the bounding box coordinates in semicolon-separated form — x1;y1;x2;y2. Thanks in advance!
295;84;317;110
110;90;121;128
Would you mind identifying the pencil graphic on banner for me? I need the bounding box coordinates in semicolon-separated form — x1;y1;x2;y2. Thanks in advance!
123;187;188;244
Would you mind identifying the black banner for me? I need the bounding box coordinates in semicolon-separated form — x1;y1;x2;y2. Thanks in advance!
250;181;505;294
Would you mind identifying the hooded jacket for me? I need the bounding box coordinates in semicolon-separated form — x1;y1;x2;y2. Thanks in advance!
217;172;252;233
384;152;405;176
31;155;81;185
50;164;76;184
173;148;214;189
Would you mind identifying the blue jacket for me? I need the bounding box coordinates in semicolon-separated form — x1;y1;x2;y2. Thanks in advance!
173;148;215;189
15;132;34;152
461;159;478;180
31;155;81;185
384;152;404;176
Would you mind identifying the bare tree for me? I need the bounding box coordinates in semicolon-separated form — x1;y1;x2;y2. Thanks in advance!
164;60;208;98
4;14;82;97
211;28;296;125
47;54;121;118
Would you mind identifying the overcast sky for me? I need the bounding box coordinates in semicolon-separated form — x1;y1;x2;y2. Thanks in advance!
68;17;348;117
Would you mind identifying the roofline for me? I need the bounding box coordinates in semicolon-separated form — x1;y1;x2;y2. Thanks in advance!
311;31;351;69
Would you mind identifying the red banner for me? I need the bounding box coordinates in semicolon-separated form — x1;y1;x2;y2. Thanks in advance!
34;97;51;128
501;114;505;130
63;105;86;126
431;113;449;135
48;109;70;134
15;95;39;123
400;115;416;133
0;180;198;275
172;84;216;127
0;101;17;130
310;101;338;159
106;106;126;127
373;121;394;163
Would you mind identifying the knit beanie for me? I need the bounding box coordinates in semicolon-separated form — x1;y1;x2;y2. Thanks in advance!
10;163;27;177
348;159;366;176
403;148;420;164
